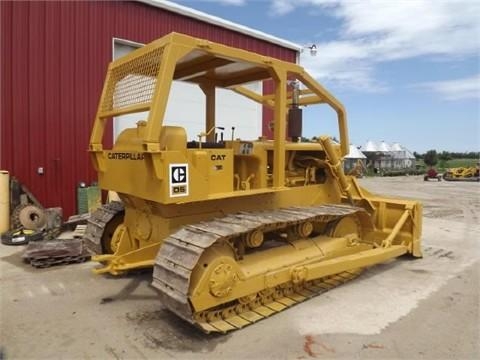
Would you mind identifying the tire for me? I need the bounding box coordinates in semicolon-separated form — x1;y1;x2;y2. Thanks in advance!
1;229;43;246
10;204;28;230
18;205;47;230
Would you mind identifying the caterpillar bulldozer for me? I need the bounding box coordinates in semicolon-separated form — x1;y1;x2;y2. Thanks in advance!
85;32;422;333
443;165;479;181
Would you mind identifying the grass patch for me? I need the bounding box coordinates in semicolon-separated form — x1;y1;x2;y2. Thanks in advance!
416;158;478;172
443;158;478;168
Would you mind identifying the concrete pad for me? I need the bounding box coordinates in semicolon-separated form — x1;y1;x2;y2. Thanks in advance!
1;176;479;359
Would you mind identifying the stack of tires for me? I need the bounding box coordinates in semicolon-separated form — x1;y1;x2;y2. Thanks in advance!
1;228;43;245
1;204;46;246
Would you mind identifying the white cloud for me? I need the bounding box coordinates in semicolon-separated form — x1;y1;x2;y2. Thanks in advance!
414;74;480;101
334;0;480;59
270;0;297;15
272;0;480;93
300;41;388;92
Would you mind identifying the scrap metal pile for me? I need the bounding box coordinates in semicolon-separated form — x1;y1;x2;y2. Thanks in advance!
22;238;90;268
1;177;92;268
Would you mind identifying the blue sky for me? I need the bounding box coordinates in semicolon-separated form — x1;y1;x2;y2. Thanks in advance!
178;0;479;153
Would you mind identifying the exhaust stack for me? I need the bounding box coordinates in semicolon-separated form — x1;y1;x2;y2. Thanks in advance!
288;81;302;142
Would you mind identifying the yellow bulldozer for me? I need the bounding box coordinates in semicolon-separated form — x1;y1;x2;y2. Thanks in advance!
443;165;479;181
84;33;422;333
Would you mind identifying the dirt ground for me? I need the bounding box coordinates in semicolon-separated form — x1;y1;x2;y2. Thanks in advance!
1;176;479;359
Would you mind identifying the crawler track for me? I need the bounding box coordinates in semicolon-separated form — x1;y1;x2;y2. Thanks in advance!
152;204;371;333
22;239;90;268
443;176;479;182
83;202;124;254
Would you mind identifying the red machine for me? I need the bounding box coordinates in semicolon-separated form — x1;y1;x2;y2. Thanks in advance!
424;168;441;181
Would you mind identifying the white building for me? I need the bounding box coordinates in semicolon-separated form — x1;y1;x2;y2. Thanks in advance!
344;144;367;173
361;140;416;172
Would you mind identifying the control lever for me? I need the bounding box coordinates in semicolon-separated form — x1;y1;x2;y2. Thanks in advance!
198;126;225;148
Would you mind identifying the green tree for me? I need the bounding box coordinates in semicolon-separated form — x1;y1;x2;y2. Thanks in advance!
438;151;450;170
424;149;438;167
438;151;451;161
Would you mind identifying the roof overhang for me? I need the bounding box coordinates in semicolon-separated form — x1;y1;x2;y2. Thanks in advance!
138;0;302;52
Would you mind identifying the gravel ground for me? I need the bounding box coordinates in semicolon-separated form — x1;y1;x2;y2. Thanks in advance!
1;176;479;359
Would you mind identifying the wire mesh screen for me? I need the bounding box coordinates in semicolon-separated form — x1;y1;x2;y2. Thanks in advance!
101;47;164;113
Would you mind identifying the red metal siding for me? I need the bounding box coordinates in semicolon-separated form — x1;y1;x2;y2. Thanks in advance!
1;1;297;217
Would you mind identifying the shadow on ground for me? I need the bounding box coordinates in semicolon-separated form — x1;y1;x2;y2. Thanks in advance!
97;269;229;353
125;308;228;353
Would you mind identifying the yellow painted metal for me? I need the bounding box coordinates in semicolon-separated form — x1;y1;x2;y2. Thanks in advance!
200;84;216;143
87;32;423;327
107;191;121;203
187;236;405;313
319;136;353;203
272;67;287;188
348;159;367;178
443;166;479;180
0;171;9;234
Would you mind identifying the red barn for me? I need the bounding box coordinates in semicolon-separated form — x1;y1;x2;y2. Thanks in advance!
1;0;299;217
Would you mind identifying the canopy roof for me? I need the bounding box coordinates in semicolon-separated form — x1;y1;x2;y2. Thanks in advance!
345;144;366;159
379;141;391;152
391;142;403;151
363;140;378;152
